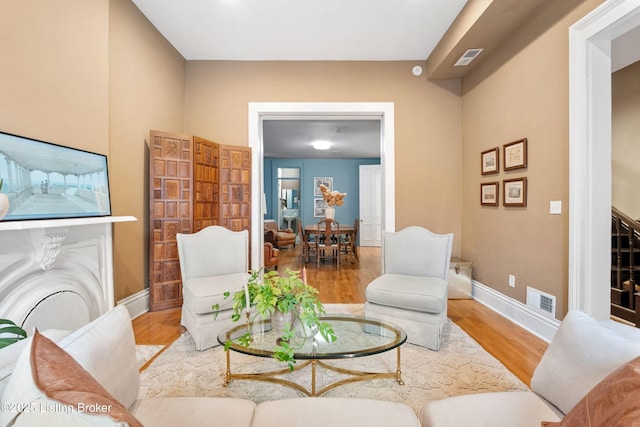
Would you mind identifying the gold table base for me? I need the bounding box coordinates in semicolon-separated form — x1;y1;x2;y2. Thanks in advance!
223;346;404;397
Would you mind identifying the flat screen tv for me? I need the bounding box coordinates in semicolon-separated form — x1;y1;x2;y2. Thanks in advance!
0;131;111;221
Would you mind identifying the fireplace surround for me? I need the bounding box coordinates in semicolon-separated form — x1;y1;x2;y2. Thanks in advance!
0;216;135;332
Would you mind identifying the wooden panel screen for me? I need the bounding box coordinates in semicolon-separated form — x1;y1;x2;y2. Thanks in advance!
149;132;251;312
218;145;251;233
149;131;193;311
193;137;219;232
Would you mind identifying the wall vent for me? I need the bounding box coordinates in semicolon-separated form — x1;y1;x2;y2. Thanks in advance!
526;286;556;319
454;48;484;66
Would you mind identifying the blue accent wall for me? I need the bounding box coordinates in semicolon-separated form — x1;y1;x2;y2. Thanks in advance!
264;158;380;229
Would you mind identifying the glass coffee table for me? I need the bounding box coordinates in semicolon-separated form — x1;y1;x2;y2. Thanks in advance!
217;314;407;397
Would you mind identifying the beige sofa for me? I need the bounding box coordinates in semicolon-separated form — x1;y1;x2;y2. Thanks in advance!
420;310;640;426
0;305;420;427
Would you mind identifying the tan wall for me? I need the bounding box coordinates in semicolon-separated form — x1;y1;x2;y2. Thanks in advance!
612;61;640;219
0;0;185;303
461;0;603;318
109;0;186;301
184;61;463;253
0;0;109;153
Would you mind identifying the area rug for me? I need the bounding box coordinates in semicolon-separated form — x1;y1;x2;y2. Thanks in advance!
138;304;527;414
136;345;165;369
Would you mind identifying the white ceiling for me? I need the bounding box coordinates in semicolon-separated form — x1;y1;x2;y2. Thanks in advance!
131;0;468;61
263;119;381;159
131;0;469;158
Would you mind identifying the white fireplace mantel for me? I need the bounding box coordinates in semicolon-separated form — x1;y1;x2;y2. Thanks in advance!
0;215;136;332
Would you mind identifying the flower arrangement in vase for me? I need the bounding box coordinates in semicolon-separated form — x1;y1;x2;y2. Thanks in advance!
213;268;337;371
319;184;346;220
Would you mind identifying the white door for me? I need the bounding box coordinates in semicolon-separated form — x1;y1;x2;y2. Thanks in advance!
359;165;382;247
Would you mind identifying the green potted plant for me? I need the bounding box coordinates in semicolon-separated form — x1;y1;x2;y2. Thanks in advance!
214;268;337;371
0;319;27;349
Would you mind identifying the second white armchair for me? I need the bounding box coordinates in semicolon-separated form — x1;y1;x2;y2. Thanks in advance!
364;226;453;351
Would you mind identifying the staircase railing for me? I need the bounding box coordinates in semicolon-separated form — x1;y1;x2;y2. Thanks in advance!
611;206;640;326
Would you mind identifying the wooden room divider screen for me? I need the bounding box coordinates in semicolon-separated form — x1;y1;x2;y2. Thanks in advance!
148;130;251;311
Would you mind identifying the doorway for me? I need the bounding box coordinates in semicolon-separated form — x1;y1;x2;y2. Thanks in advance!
248;102;396;270
569;1;640;320
277;167;300;232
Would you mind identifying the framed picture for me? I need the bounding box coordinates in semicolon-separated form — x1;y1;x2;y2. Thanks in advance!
503;138;528;171
0;131;111;221
314;198;329;217
481;147;499;175
480;182;499;206
503;177;527;207
313;177;333;196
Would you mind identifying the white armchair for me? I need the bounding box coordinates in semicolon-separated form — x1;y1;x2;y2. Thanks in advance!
177;226;249;351
364;226;453;350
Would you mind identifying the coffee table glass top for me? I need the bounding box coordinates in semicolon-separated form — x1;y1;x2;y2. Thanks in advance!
217;314;407;360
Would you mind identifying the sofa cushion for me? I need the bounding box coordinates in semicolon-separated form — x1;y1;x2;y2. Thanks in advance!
0;331;141;427
251;397;420;427
531;310;640;415
365;274;447;314
541;356;640;427
419;391;561;427
182;272;248;314
130;397;256;427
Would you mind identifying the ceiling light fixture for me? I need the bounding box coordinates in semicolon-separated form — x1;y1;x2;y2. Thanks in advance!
312;140;331;150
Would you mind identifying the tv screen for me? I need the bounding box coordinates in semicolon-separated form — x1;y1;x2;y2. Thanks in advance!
0;131;111;221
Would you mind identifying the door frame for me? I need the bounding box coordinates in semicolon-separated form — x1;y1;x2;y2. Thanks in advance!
248;102;395;269
569;0;640;319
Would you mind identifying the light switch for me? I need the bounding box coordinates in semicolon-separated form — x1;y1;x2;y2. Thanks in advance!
550;201;562;215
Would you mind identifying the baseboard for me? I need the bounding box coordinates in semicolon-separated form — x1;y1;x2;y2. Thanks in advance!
472;280;560;343
117;288;150;319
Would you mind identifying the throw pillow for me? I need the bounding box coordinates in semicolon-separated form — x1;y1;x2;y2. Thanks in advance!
541;355;640;427
0;330;142;427
531;310;640;414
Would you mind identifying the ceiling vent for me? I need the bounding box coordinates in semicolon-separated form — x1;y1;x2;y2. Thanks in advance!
454;48;484;67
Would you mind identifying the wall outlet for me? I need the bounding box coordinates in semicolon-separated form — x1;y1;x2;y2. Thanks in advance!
508;274;516;288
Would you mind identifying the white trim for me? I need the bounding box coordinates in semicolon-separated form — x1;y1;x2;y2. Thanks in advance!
248;102;395;270
118;288;149;319
472;281;560;343
569;0;640;320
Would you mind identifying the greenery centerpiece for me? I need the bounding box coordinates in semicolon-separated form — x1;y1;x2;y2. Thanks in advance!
213;268;337;370
0;319;27;349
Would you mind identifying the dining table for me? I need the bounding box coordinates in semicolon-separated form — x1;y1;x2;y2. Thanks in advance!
303;223;357;265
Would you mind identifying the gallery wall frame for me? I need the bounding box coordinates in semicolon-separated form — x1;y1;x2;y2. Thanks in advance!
314;198;329;217
503;177;527;207
481;147;499;175
0;131;111;221
313;177;333;196
480;182;499;206
503;138;528;171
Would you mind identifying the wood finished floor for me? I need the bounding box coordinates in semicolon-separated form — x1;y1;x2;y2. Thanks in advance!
133;245;547;386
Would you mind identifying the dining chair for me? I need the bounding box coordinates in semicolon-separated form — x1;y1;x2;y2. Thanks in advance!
339;217;359;264
297;220;312;263
316;218;340;268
